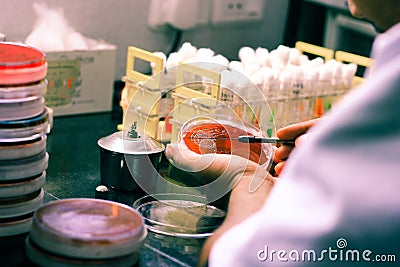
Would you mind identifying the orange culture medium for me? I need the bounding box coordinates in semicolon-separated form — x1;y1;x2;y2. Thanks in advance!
183;123;268;165
0;42;46;69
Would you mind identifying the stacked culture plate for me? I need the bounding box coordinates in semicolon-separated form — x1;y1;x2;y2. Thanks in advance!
0;42;49;237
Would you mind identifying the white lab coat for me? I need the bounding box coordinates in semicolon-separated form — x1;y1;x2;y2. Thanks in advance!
210;22;400;266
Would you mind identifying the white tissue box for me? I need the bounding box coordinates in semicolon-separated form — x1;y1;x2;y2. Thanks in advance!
44;46;116;116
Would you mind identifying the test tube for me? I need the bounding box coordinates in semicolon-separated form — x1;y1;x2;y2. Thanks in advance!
316;65;333;117
303;67;319;120
277;70;292;128
289;66;305;124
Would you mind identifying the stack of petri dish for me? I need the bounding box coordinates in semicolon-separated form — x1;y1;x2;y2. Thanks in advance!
0;42;49;237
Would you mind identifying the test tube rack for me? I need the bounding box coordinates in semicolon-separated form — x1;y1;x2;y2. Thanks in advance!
120;43;374;141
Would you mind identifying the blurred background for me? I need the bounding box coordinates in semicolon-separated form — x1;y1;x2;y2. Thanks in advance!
0;0;375;81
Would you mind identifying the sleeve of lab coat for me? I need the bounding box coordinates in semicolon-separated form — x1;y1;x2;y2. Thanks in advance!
209;26;400;267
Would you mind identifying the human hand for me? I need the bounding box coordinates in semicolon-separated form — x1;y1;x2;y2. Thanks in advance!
273;118;322;176
166;143;276;267
166;143;270;194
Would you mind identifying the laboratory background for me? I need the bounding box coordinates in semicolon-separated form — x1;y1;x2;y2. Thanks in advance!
0;0;379;266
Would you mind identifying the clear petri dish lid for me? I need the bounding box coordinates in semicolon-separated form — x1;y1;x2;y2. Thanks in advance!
177;113;274;170
133;193;226;238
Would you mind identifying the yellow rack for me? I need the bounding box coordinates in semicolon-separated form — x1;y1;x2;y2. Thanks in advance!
295;41;334;62
295;41;335;117
120;43;375;140
175;63;221;99
119;46;165;138
170;63;222;142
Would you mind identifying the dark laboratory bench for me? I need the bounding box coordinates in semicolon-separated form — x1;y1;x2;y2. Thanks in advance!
1;112;203;267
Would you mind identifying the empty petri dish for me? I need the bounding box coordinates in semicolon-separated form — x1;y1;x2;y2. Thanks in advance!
133;193;226;238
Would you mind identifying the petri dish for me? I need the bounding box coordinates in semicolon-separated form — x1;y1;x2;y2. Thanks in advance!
0;151;49;181
0;95;45;121
0;214;34;237
179;114;273;168
0;108;49;142
0;135;46;160
0;172;46;198
0;79;47;99
0;42;47;85
0;189;44;219
29;198;147;260
133;193;226;238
